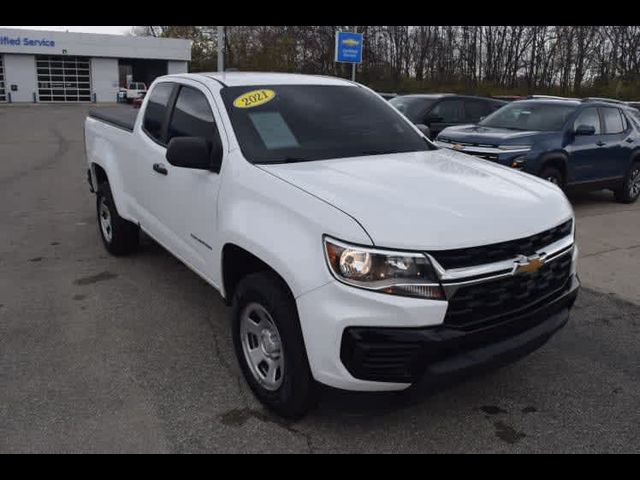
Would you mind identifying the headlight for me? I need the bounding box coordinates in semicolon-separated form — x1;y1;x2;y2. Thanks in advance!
498;145;531;152
323;237;444;299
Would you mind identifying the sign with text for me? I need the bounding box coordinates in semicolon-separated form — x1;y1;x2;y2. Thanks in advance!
335;31;363;64
0;35;55;48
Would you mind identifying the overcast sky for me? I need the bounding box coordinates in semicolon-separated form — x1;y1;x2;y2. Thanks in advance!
0;26;132;35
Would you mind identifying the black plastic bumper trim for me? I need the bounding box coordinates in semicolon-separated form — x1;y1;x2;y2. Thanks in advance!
340;275;579;384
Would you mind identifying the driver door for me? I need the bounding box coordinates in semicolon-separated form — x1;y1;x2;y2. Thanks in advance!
142;81;226;279
425;99;465;138
566;107;605;183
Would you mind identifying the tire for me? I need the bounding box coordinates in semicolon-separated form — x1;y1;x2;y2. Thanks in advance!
231;271;317;419
614;161;640;204
539;165;564;187
96;181;139;255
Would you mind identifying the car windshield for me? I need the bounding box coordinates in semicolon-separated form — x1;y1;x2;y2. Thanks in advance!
388;96;436;122
220;85;429;164
480;102;577;131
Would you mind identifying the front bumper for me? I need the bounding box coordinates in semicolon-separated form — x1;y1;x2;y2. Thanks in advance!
340;274;578;385
296;245;579;392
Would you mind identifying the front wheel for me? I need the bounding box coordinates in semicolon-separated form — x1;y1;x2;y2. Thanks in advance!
614;161;640;204
539;166;564;187
231;271;317;419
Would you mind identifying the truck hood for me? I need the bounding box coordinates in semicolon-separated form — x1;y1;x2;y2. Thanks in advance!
439;124;547;145
259;149;573;251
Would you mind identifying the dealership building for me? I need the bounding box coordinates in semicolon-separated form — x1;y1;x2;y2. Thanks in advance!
0;28;191;103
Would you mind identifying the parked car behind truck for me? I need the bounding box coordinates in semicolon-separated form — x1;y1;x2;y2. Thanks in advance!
389;93;506;139
84;73;579;418
436;97;640;203
125;82;147;102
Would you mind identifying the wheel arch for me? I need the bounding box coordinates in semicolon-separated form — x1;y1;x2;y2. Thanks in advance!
220;243;295;306
537;152;569;184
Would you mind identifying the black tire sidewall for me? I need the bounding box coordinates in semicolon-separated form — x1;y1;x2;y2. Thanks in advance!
539;166;563;187
96;183;116;250
96;182;139;255
231;272;316;419
625;163;640;202
614;161;640;203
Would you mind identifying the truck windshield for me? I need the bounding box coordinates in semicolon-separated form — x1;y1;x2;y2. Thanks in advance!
220;85;429;164
479;102;577;131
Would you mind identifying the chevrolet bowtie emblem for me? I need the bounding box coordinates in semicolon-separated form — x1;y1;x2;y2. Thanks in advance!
452;144;464;151
514;254;546;275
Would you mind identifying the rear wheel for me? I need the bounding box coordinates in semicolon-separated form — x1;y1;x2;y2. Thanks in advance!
539;165;564;187
231;271;317;419
96;181;140;255
614;161;640;204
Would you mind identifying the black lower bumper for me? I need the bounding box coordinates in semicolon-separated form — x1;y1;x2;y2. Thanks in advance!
340;275;579;384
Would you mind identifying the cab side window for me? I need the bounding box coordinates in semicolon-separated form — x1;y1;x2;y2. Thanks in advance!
601;107;625;134
167;86;222;146
573;108;601;134
464;100;493;123
142;82;174;143
429;99;464;123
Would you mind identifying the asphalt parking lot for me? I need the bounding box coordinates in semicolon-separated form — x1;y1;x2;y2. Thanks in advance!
1;104;639;453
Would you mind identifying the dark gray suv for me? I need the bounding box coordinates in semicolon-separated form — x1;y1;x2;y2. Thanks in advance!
389;93;507;139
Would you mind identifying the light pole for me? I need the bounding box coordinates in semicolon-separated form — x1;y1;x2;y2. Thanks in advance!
217;26;224;72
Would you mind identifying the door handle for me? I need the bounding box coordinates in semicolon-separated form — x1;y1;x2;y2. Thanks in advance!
153;163;168;175
596;140;606;147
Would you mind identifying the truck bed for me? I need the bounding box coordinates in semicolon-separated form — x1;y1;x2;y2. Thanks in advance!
88;106;138;132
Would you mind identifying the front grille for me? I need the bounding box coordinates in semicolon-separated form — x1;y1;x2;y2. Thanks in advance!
444;253;573;329
471;152;499;161
430;219;573;270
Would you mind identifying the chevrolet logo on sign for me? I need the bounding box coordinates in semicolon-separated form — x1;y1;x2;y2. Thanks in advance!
342;38;360;47
514;254;546;275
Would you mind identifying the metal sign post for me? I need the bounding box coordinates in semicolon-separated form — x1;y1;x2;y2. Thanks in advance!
334;31;363;82
217;26;224;72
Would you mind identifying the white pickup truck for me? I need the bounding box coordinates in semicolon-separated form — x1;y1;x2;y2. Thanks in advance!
84;72;580;418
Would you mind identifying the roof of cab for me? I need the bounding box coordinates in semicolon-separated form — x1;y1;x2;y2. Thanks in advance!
190;71;356;87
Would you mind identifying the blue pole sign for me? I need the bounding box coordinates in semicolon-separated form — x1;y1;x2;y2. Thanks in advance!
334;31;363;64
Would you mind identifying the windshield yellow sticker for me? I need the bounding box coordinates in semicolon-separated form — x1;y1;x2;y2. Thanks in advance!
233;89;276;109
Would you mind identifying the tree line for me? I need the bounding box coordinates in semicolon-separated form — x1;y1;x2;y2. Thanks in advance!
132;26;640;99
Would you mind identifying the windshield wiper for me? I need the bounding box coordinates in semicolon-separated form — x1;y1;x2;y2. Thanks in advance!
260;157;310;165
358;150;399;156
483;125;530;131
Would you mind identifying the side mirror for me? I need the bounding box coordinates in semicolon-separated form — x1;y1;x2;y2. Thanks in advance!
415;124;431;138
166;136;222;172
575;124;596;136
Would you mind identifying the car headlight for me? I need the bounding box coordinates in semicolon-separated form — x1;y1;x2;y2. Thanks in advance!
498;145;531;152
323;237;444;299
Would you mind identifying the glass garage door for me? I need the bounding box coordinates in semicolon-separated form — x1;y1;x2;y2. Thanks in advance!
0;56;6;102
36;55;91;102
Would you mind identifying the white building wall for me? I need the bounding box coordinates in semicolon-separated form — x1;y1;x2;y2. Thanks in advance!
0;28;191;61
90;58;119;103
3;54;36;102
167;61;188;75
